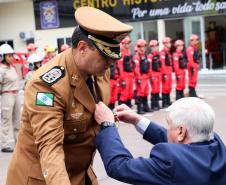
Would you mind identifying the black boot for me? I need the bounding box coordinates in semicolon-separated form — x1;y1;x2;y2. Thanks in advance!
154;94;160;110
150;94;155;111
126;99;132;108
162;93;167;108
143;97;151;112
137;96;145;114
180;90;184;98
189;87;198;97
166;93;172;106
108;103;115;110
176;90;181;100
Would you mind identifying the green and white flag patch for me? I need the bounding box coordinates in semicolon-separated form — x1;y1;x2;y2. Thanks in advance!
36;92;54;106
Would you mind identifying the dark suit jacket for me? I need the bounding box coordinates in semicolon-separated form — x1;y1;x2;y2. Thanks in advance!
95;122;226;185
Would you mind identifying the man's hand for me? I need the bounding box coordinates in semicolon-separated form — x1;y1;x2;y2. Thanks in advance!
95;102;115;125
114;104;142;125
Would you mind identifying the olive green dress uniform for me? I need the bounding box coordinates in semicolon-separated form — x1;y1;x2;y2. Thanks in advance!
0;63;21;149
6;48;109;185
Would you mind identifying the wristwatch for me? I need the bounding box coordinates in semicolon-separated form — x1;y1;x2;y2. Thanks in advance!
100;121;115;130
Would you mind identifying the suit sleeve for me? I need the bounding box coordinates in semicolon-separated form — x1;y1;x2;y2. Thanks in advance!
143;122;168;144
25;80;71;185
95;127;173;185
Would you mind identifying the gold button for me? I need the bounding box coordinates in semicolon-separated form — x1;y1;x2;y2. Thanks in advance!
67;134;76;140
73;128;77;132
61;66;65;70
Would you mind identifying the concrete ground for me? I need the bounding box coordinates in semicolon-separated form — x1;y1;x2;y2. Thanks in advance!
1;72;226;185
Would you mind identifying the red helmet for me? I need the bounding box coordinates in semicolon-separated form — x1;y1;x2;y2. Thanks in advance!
136;39;146;47
149;40;158;47
162;37;171;44
60;44;70;52
190;34;199;41
27;43;37;51
174;40;184;47
121;36;131;45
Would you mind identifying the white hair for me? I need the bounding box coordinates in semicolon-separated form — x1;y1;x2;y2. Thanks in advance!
167;97;215;142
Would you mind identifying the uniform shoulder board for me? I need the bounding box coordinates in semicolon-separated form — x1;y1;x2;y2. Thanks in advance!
40;66;65;86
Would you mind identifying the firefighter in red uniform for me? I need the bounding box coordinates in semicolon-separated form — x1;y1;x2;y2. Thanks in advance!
117;36;135;107
173;40;187;100
160;36;173;108
148;40;161;111
186;34;200;97
109;62;120;110
134;39;151;114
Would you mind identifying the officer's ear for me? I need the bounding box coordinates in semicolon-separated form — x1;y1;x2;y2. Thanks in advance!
77;41;89;56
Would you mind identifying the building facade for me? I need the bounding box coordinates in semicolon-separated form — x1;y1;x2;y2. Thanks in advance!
1;0;226;70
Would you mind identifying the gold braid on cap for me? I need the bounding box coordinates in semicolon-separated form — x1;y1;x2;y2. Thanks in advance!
88;35;121;59
95;42;121;59
88;35;119;47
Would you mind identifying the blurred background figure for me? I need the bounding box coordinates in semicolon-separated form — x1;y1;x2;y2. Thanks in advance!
160;36;173;108
117;36;135;108
173;40;187;100
134;39;151;114
22;43;38;80
24;53;43;86
148;40;161;111
0;43;21;153
109;61;120;110
27;43;37;55
60;44;70;53
42;45;56;65
186;34;200;97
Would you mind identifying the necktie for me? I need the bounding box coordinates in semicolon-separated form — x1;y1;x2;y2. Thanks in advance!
86;76;98;103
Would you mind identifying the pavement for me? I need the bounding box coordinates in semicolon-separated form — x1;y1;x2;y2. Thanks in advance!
1;72;226;185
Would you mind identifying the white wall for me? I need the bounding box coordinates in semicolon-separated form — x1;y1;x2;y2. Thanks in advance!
0;0;75;56
0;0;35;52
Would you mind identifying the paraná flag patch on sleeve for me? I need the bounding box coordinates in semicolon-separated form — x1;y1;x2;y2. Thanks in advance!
36;92;54;106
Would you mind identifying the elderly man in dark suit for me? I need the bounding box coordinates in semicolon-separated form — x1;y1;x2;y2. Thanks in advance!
94;97;226;185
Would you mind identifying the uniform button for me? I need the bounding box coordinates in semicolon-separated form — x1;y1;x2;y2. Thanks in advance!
68;134;76;140
73;128;77;132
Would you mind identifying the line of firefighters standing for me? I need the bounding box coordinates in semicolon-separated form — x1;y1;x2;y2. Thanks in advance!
109;34;200;114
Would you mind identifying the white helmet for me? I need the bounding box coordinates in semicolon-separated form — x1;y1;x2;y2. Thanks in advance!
0;44;14;62
27;53;43;64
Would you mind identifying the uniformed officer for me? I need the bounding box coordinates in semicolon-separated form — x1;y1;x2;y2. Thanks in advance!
0;44;21;153
186;34;200;97
160;37;173;108
148;40;161;111
173;40;187;100
134;39;151;114
6;7;132;185
117;36;135;107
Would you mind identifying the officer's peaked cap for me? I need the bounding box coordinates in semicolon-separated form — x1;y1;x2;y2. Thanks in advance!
75;6;133;60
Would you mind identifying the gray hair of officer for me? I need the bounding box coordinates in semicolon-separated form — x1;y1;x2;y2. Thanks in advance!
167;97;215;143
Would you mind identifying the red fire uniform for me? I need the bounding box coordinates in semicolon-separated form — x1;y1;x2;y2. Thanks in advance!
134;52;150;97
109;62;120;109
160;48;173;94
117;47;135;105
173;50;187;91
186;44;200;88
148;51;161;94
